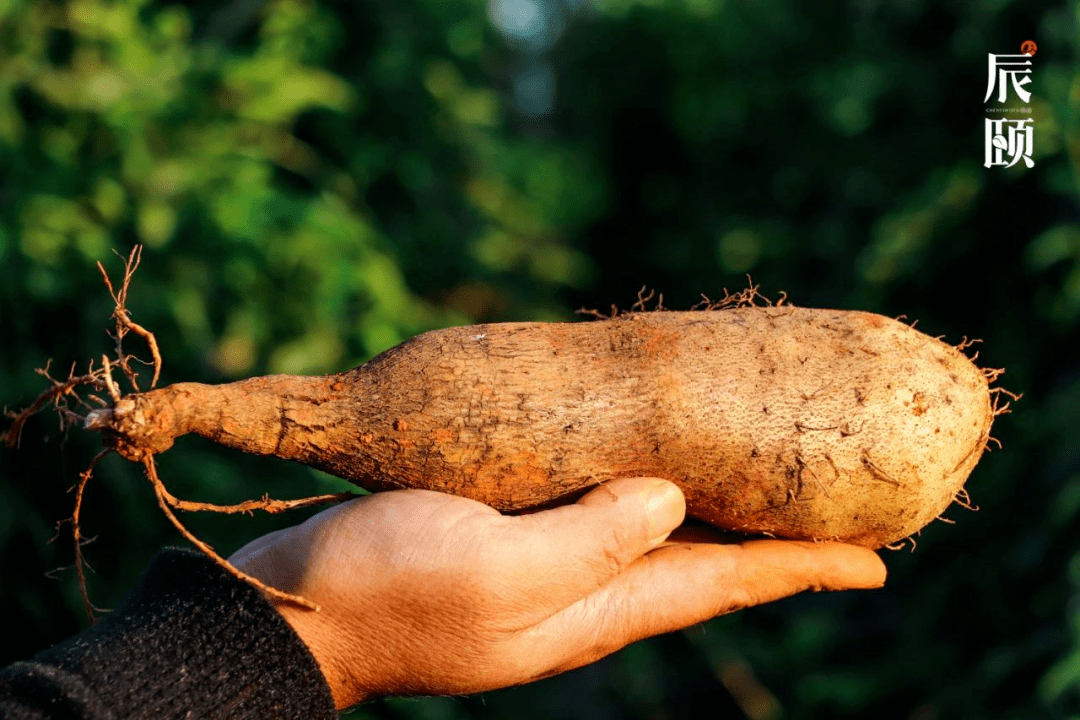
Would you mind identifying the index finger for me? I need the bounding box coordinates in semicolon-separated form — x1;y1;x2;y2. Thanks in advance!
513;540;885;678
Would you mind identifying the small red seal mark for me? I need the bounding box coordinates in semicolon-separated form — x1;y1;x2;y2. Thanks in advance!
1021;40;1037;56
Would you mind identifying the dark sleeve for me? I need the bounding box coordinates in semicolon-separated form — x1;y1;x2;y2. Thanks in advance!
0;549;337;720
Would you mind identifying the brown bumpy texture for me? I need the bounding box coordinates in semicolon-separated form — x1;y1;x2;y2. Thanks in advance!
100;308;994;548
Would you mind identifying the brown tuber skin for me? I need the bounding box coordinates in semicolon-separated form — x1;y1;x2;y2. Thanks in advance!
89;308;994;549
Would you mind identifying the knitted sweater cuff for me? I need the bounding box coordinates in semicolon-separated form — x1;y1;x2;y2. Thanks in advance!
0;548;337;720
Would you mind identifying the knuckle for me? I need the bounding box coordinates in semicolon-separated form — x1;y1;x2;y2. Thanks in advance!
598;540;627;577
596;520;643;576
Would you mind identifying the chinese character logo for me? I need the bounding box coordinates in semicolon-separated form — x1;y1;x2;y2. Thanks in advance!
984;54;1031;103
984;41;1035;169
985;118;1034;168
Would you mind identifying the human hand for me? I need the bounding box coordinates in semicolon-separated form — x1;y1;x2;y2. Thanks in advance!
229;478;886;709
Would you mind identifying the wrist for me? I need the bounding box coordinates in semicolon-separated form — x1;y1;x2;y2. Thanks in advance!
274;601;372;709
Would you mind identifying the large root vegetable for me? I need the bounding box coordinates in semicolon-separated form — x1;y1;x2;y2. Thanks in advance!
85;305;1001;550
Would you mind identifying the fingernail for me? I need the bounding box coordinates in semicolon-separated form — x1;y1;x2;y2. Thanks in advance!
646;481;684;541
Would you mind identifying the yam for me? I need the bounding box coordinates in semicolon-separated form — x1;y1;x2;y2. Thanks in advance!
87;307;996;549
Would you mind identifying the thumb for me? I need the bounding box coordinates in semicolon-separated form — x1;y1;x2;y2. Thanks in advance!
501;478;686;608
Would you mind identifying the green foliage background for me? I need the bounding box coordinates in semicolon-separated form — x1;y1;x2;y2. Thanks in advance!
2;0;1079;717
